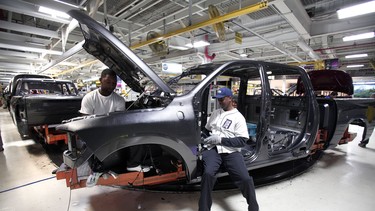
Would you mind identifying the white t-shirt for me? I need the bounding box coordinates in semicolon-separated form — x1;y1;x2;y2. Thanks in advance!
79;89;126;115
205;108;249;153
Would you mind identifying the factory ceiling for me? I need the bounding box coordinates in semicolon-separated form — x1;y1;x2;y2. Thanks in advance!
0;0;374;85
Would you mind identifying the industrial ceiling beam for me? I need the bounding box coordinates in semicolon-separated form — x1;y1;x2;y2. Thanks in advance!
144;29;301;64
0;71;23;76
232;20;304;62
38;40;85;74
0;37;50;50
0;69;31;74
0;42;62;55
52;60;98;77
144;48;197;64
111;0;163;26
310;13;375;37
39;0;102;73
337;48;375;57
0;57;48;64
91;12;141;34
223;51;242;60
0;62;35;71
271;0;311;39
130;1;268;50
0;0;71;24
42;0;270;74
0;20;60;38
0;49;40;59
121;0;208;40
22;0;83;13
0;31;52;46
245;52;298;61
0;0;91;42
268;0;321;61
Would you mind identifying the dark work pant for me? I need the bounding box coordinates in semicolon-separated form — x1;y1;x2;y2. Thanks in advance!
126;145;146;167
0;128;3;150
198;148;259;211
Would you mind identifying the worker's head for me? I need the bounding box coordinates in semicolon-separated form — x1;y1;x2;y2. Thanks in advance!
99;69;117;96
213;87;234;111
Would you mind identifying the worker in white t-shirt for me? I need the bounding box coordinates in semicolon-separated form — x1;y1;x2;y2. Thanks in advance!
80;68;150;172
199;87;258;211
79;70;125;115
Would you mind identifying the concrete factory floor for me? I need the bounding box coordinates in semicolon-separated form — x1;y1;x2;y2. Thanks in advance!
1;108;374;211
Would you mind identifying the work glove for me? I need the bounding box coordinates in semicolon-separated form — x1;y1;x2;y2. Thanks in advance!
203;135;222;146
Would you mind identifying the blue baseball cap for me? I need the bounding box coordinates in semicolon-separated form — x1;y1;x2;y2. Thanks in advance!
213;87;233;99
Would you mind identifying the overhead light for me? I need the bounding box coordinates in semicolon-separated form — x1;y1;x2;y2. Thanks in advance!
345;54;368;59
337;1;375;19
343;32;375;42
59;61;77;66
169;45;189;50
54;0;81;9
240;53;247;57
38;6;70;19
185;40;210;48
25;41;45;46
347;64;364;68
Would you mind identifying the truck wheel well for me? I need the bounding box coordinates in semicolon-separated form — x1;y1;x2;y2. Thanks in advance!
91;144;186;175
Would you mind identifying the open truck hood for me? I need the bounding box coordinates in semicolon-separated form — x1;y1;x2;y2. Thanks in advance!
68;10;174;94
296;69;353;95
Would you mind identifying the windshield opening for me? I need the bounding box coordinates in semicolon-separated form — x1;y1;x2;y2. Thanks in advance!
19;81;78;96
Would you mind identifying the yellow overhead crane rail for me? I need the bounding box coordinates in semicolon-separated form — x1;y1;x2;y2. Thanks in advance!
130;1;268;50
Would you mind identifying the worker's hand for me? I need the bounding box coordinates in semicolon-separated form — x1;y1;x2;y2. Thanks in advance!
203;135;222;145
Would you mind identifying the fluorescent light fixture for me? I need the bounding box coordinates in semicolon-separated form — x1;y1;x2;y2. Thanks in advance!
343;32;375;42
337;1;375;19
185;40;210;48
347;64;364;68
38;6;70;19
25;41;46;46
54;0;81;8
169;45;189;50
345;54;368;59
60;61;78;66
